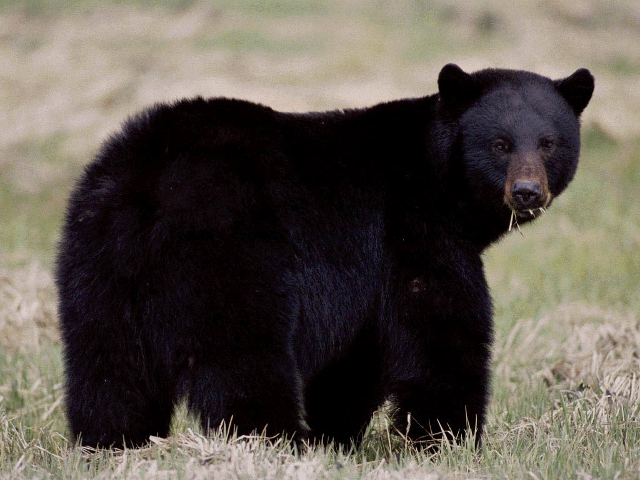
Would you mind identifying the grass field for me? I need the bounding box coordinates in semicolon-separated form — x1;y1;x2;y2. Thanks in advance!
1;1;639;478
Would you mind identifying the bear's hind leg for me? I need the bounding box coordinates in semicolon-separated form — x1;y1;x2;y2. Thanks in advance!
63;339;175;449
186;354;308;442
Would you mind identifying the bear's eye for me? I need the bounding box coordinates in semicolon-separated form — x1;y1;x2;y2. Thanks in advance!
539;138;555;151
492;139;511;154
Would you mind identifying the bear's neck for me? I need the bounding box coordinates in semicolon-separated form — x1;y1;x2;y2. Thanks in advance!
366;98;513;252
455;199;514;250
289;96;514;252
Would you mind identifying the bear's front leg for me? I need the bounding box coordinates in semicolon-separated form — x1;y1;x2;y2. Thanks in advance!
385;262;493;447
391;340;491;447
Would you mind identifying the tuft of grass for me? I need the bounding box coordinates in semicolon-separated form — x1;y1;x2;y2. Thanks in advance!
489;302;640;478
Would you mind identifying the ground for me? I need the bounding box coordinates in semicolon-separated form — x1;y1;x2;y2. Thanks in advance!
1;0;639;478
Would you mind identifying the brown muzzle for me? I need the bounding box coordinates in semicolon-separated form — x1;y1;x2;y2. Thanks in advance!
504;152;550;215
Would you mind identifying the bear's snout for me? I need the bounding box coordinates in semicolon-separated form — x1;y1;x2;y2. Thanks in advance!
504;152;551;215
511;180;543;210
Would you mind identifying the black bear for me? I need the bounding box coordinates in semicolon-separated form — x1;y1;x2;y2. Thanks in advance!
56;64;594;449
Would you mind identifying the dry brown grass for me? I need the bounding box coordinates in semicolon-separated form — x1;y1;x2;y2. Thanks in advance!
495;301;640;434
0;263;58;354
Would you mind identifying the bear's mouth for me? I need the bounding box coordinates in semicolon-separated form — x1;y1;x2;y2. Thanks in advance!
515;206;547;218
504;191;552;216
507;206;548;233
506;192;553;232
504;193;552;233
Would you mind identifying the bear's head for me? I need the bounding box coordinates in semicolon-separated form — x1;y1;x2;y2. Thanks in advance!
437;63;594;225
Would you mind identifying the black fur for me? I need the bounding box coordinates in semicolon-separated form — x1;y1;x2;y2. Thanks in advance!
55;65;594;448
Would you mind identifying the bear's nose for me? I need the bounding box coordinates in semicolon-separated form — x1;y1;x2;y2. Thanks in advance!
511;180;543;209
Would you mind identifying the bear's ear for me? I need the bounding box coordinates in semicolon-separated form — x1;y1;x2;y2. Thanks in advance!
438;64;480;110
554;68;594;116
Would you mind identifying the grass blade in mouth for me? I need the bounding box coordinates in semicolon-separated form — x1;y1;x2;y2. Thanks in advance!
508;209;523;235
509;207;548;234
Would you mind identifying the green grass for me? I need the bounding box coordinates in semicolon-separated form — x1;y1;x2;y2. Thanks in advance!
1;0;640;478
0;135;77;269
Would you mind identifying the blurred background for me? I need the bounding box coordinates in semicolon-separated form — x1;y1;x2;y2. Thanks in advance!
1;0;639;351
